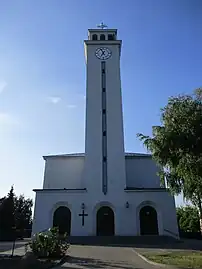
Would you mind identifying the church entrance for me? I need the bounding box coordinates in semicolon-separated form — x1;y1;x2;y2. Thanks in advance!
53;206;71;235
139;206;158;235
96;206;115;236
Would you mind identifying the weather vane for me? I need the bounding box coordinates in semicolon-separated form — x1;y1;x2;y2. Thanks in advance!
97;22;108;29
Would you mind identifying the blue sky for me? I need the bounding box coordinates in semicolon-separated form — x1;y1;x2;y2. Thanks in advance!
0;1;201;206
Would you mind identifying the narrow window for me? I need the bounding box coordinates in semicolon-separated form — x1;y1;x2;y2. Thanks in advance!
103;88;106;92
103;135;107;156
108;34;114;40
102;96;106;110
100;34;105;41
103;109;106;114
92;34;98;40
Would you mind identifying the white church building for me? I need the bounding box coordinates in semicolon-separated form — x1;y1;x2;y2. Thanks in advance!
32;25;179;238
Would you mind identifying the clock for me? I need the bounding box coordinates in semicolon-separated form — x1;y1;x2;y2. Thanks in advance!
95;47;112;60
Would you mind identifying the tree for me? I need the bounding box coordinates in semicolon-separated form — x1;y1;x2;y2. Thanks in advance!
0;186;15;240
14;195;33;236
137;89;202;230
0;186;33;240
177;206;200;233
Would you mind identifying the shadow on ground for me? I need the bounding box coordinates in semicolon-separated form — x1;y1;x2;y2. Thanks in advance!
70;239;202;251
0;241;28;253
66;255;142;269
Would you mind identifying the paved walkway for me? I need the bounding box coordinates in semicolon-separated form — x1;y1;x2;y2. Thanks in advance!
1;245;27;256
0;239;29;253
56;245;167;269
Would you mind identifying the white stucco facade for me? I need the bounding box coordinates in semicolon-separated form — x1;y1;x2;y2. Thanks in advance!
33;153;179;237
43;155;84;189
32;27;179;238
32;183;178;236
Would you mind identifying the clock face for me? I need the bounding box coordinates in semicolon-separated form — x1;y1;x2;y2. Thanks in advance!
95;47;112;60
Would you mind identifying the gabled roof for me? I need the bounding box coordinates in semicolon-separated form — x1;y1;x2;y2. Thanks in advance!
43;152;151;160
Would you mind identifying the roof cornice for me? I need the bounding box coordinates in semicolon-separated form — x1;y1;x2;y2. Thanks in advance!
33;188;87;193
43;152;152;160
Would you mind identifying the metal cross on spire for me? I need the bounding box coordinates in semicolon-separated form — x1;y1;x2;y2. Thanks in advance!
97;22;108;29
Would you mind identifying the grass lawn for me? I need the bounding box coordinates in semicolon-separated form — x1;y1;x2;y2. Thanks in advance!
142;251;202;269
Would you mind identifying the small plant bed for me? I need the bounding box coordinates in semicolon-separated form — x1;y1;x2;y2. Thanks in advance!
142;250;202;268
0;227;69;269
29;227;69;259
22;227;69;269
21;253;65;269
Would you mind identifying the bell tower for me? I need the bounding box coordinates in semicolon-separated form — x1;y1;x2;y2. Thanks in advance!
84;24;126;195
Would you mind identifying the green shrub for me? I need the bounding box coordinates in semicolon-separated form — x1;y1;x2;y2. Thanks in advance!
29;227;69;258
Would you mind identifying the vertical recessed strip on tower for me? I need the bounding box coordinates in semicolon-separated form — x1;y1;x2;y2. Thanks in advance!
101;61;107;195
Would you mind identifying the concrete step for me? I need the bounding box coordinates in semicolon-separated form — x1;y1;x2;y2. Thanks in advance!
68;235;180;246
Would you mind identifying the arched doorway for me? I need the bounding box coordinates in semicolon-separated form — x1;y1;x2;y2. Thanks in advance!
53;206;71;235
96;206;115;236
139;206;158;235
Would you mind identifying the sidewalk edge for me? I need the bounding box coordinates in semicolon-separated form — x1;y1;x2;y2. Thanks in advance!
132;249;176;268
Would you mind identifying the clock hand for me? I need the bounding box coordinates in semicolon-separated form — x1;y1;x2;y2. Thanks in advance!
101;50;106;56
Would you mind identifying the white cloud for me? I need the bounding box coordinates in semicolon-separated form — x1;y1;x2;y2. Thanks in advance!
0;81;7;93
48;96;61;104
0;113;19;126
67;104;77;109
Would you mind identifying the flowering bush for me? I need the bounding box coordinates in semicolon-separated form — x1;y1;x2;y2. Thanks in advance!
29;227;70;258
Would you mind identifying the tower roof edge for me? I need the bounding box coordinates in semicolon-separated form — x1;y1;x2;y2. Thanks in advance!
88;29;117;33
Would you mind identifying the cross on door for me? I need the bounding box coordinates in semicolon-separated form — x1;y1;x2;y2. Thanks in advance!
79;209;88;226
